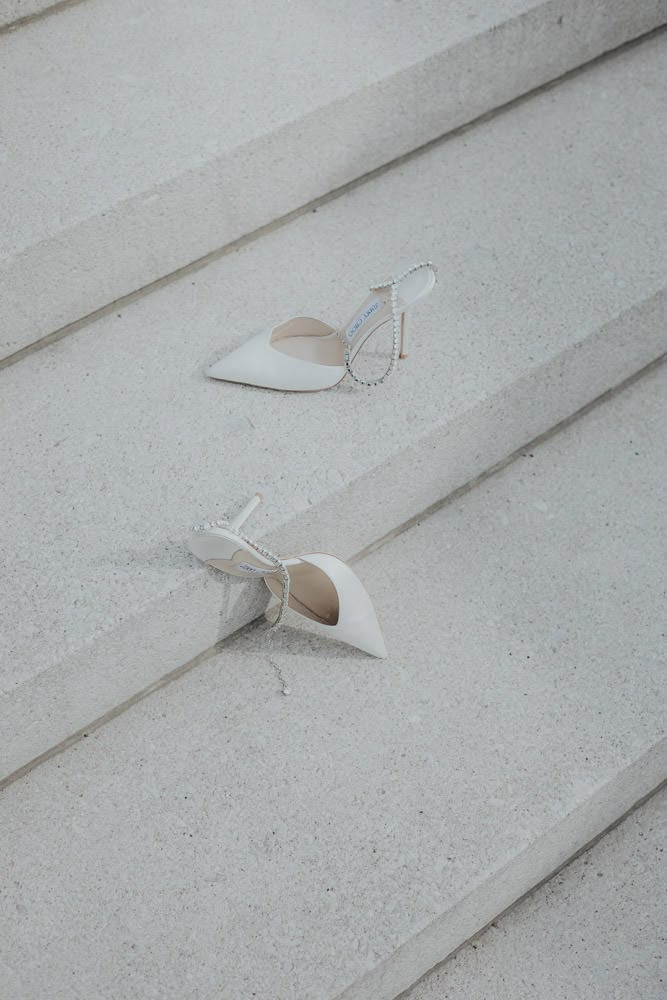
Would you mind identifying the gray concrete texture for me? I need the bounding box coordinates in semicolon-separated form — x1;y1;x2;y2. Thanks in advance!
1;0;665;355
0;0;56;29
0;360;665;1000
1;35;666;781
407;790;666;1000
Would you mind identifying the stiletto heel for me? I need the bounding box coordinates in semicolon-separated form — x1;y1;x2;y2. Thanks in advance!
229;491;263;530
206;261;436;392
399;311;408;360
190;495;387;658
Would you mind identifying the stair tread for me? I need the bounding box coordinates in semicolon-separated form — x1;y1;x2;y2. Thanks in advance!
1;363;664;1000
3;0;501;256
1;35;666;779
0;0;51;29
409;790;667;1000
1;0;664;355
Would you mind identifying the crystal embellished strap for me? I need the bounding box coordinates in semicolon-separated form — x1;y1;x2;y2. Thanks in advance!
192;519;290;627
339;261;436;387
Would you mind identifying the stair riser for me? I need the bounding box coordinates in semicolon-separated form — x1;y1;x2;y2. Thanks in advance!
3;0;665;360
344;748;667;1000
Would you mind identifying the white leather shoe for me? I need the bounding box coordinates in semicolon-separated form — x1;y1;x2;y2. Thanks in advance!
190;494;387;658
207;261;437;391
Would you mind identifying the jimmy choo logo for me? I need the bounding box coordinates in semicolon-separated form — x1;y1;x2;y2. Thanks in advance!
238;562;266;574
345;298;382;342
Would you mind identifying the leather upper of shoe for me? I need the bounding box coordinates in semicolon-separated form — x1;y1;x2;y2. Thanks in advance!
267;552;388;658
207;318;346;391
205;261;437;393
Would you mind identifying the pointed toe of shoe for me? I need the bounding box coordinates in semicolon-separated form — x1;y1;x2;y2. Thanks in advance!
206;350;250;384
205;332;268;385
205;358;232;381
370;631;388;659
297;554;388;658
348;622;388;659
206;328;344;391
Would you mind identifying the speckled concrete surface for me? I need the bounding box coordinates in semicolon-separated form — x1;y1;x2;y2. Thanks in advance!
0;0;56;28
407;790;666;1000
1;34;666;781
0;363;664;1000
1;0;664;352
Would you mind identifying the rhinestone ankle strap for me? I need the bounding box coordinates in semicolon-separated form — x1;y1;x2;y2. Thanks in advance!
339;261;436;387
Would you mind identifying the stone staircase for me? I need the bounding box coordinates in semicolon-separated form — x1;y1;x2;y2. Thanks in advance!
1;359;664;999
407;789;666;999
0;3;665;997
1;0;665;359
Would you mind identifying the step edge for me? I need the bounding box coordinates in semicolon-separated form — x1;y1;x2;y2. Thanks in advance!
346;744;667;1000
0;0;85;34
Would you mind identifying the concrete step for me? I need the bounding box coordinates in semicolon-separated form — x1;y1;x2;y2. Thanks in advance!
0;0;54;31
0;0;63;32
1;0;664;359
0;362;664;1000
1;34;666;783
407;789;666;1000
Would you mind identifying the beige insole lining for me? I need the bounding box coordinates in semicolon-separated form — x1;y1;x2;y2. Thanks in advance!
265;561;340;626
272;292;403;366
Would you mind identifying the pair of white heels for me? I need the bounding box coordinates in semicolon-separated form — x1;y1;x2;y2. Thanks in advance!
190;261;437;658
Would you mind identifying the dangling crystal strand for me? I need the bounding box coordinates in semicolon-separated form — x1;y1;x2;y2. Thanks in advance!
341;261;436;387
191;519;290;627
238;528;290;627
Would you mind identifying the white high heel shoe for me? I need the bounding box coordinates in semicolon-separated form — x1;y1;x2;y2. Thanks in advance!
190;494;387;658
206;261;437;391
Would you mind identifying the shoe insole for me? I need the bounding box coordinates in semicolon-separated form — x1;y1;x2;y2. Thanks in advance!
265;561;340;626
271;293;399;366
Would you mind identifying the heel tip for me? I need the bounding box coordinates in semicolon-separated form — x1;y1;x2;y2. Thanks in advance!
399;352;409;360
